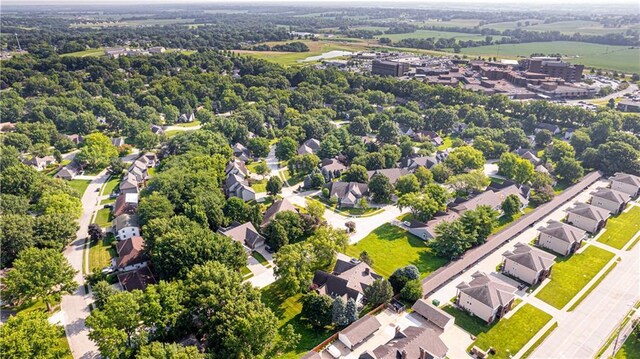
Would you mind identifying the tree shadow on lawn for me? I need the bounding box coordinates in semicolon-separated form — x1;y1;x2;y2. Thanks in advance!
442;305;497;337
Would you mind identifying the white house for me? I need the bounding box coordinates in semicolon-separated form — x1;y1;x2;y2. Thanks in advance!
502;243;555;284
565;203;610;233
455;271;517;323
609;173;640;198
113;214;140;241
590;188;629;214
537;220;587;256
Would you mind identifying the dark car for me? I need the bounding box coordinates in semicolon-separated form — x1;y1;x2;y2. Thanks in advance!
265;246;274;253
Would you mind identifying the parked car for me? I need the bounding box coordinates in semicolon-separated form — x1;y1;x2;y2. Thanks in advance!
265;246;274;253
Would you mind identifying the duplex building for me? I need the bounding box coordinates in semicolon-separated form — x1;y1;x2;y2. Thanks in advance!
566;203;610;233
610;172;640;198
536;220;587;256
360;326;448;359
455;271;517;323
590;188;629;214
501;243;555;285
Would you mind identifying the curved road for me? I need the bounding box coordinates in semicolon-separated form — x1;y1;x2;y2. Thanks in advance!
61;170;110;359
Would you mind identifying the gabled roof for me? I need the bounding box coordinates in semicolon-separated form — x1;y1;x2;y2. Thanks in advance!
118;266;156;292
503;242;555;272
535;122;560;132
320;158;347;172
408;211;460;238
591;188;629;205
313;259;380;301
261;198;297;227
115;236;147;268
114;214;139;231
225;159;248;177
412;299;454;329
610;172;640;187
340;314;381;347
451;190;502;213
456;271;516;309
537;220;586;244
367;168;410;185
407;155;438;169
297;138;321;155
325;182;368;202
120;174;138;190
367;326;448;359
566;203;610;222
220;221;264;248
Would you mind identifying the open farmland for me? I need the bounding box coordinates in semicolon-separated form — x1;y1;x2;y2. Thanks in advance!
379;29;503;42
459;41;640;73
482;20;639;36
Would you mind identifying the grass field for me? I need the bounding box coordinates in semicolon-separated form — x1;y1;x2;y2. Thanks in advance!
68;179;91;197
101;176;121;196
60;48;105;57
88;234;116;272
471;304;553;358
252;251;269;266
94;208;113;228
172;120;201;128
535;245;615;309
458;41;640;73
417;18;483;28
442;305;495;336
71;18;195;28
235;40;368;66
345;224;448;278
379;29;503;42
310;196;380;217
597;206;640;249
251;179;267;193
261;283;334;359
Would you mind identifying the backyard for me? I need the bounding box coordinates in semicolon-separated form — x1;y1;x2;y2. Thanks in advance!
345;224;448;278
260;282;334;359
88;234;116;272
470;304;553;359
535;245;615;309
68;179;91;197
597;206;640;249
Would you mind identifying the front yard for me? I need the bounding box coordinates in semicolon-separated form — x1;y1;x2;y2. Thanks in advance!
310;196;381;217
283;169;306;186
470;304;553;359
68;179;91;197
250;179;267;193
597;206;640;249
101;176;121;196
88;234;117;272
345;224;448;278
535;245;615;309
261;282;334;359
94;208;113;228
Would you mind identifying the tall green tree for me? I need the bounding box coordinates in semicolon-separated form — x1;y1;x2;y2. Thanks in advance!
0;311;70;359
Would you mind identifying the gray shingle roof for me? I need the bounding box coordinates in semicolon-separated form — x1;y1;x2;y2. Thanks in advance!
537;220;586;244
591;188;629;205
456;271;516;309
610;172;640;187
566;203;610;221
340;314;381;347
412;299;454;329
114;214;139;231
220;221;264;248
368;326;448;359
502;242;555;272
261;198;297;227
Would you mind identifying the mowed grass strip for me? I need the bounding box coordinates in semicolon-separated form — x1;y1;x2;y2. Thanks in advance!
471;304;553;359
597;206;640;249
261;282;333;359
68;179;91;197
345;224;448;278
536;245;615;309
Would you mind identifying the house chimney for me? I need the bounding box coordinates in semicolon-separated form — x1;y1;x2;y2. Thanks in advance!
364;267;370;275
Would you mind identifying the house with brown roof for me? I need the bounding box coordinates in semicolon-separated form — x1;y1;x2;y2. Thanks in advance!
312;258;381;306
450;182;529;214
367;168;410;185
414;130;444;146
54;161;82;180
114;236;148;272
338;314;382;350
219;221;265;253
412;299;455;330
537;220;587;256
610;172;640;197
501;243;555;284
113;193;139;217
566;203;610;233
324;182;369;208
297;138;321;155
320;158;347;181
360;326;448;359
261;198;297;227
590;188;629;214
406;211;460;241
117;266;156;292
455;271;516;323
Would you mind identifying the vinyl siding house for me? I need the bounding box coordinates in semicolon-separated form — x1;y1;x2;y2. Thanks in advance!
113;214;140;241
361;326;448;359
536;220;587;256
114;236;148;272
455;271;517;324
590;188;630;214
566;203;610;234
219;221;265;253
501;243;555;285
324;182;369;208
610;173;640;198
224;159;255;202
311;258;380;307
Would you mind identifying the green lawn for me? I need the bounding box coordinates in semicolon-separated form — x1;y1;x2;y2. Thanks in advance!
235;40;368;66
597;206;640;249
100;198;115;205
173;120;201;128
310;196;380;217
615;334;640;359
471;304;553;359
345;224;448;278
246;160;266;173
68;179;91;197
536;245;615;309
94;208;113;228
101;176;121;196
261;283;334;359
379;29;504;42
437;136;453;150
60;47;106;57
521;322;558;359
492;207;534;234
251;179;267;193
164;129;181;138
252;251;269;265
88;234;116;272
283;169;306;186
442;305;495;336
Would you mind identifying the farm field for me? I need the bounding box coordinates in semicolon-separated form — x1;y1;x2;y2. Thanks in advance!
234;40;368;66
378;29;503;42
458;41;640;73
60;48;106;58
71;18;195;28
416;18;483;28
483;20;638;36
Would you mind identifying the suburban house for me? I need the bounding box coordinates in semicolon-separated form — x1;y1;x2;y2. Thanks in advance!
297;138;321;155
219;221;265;253
534;122;561;135
232;143;251;162
320;158;347;181
412;299;455;330
66;134;83;145
113;214;140;241
405;155;438;170
225;174;256;202
150;124;164;135
406;211;460;241
610;172;640;198
590;188;630;214
414;130;444;146
514;148;542;165
24;156;57;171
323;182;369;208
129;161;149;183
501;243;556;285
111;137;126;147
225;158;249;178
117;266;156;292
367;168;410;185
261;198;297;227
455;271;517;323
537;220;587;256
450;182;529;215
113;193;139;217
178;112;195;123
566;203;610;233
119;174;139;194
311;258;381;306
338;314;382;350
114;236;148;272
54;161;81;180
360;326;449;359
142;152;158;167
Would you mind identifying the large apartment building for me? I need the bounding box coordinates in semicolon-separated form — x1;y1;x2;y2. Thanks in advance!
521;57;584;82
372;59;409;77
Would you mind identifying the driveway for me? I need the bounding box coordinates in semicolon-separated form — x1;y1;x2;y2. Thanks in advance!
60;171;110;358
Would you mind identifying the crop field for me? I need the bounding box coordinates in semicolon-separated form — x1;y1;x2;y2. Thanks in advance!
459;41;640;73
71;18;195;28
483;20;638;36
415;18;483;28
379;29;503;42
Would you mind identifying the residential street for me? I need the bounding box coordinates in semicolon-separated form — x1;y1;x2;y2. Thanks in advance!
60;171;110;359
